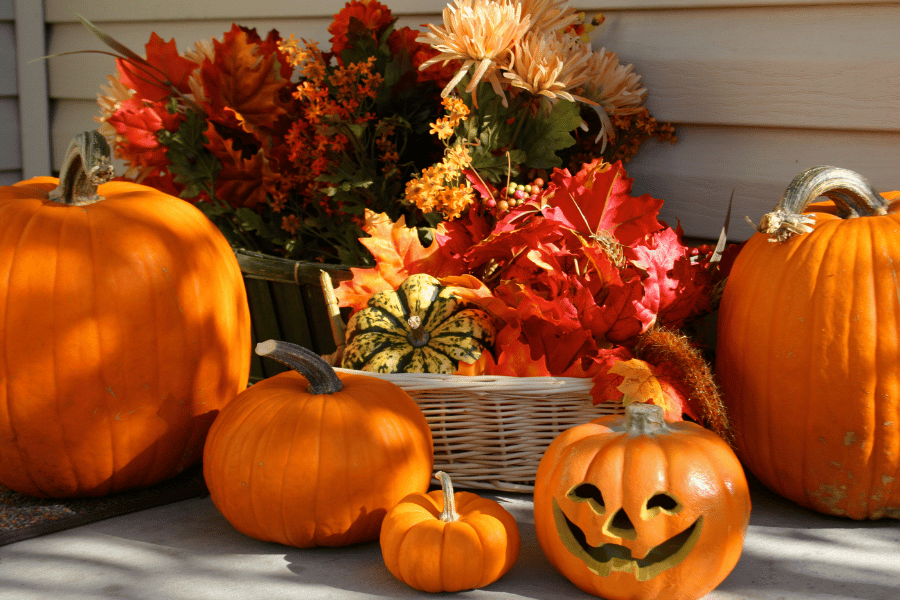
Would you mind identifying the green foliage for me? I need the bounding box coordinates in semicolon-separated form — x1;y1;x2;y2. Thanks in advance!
452;81;582;185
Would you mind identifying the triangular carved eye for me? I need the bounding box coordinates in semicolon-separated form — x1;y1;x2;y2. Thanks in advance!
643;492;682;519
566;483;605;515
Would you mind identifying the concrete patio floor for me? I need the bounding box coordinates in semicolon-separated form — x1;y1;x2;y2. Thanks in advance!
0;475;898;600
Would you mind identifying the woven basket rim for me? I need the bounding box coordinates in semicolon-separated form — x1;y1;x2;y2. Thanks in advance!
332;368;595;389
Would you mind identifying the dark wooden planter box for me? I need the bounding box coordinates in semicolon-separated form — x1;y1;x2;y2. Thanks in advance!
234;250;352;382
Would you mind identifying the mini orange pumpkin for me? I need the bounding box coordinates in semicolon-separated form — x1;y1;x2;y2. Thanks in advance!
380;471;520;592
717;166;900;519
0;131;250;497
534;403;751;600
203;340;434;547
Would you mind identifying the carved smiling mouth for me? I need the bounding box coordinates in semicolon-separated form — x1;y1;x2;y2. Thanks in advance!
552;498;704;581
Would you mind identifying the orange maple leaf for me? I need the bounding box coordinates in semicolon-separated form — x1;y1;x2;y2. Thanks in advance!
200;25;291;133
335;211;464;312
607;358;684;421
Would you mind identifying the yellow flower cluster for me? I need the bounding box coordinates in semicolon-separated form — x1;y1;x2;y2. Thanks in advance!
405;97;475;219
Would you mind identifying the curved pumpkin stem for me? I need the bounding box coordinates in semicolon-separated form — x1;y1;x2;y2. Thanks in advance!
435;471;460;523
255;339;344;395
624;403;669;435
48;131;116;206
759;166;888;242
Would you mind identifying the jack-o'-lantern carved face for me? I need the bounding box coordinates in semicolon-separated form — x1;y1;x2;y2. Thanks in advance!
534;404;751;600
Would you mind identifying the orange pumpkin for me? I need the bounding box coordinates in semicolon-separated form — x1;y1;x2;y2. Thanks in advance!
0;131;251;498
203;340;434;547
533;403;750;600
716;165;900;519
380;471;520;592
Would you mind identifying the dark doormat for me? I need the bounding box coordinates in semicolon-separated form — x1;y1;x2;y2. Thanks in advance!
0;464;209;547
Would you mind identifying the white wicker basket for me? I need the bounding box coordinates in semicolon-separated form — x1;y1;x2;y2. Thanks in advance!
334;369;624;492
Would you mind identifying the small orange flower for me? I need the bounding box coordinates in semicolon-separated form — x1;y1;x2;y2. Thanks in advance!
281;214;303;234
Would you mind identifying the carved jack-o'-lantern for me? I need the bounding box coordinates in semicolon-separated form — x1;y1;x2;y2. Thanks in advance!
534;404;751;600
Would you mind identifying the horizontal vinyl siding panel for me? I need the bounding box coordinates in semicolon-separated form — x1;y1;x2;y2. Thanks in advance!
43;0;899;21
597;4;900;132
0;170;22;184
0;21;15;95
0;97;21;170
628;125;900;241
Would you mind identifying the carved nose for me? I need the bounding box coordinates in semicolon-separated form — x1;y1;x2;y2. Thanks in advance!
603;507;637;540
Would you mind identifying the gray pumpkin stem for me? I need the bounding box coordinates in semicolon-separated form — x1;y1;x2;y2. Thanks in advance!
759;166;888;242
49;131;116;206
255;340;344;395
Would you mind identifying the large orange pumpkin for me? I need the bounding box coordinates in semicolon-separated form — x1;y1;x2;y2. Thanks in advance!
0;131;251;497
203;340;434;547
533;403;750;600
716;165;900;519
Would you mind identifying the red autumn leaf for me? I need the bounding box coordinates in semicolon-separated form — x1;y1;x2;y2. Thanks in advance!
480;321;553;377
436;202;493;260
544;159;664;246
204;124;268;209
490;282;599;376
117;33;197;103
106;98;183;170
200;24;291;133
626;227;712;331
577;245;652;343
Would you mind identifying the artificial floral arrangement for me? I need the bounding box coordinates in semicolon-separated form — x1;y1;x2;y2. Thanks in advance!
90;0;674;266
86;0;734;431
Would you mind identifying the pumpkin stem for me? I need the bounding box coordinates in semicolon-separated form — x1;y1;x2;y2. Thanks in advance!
759;166;889;242
624;403;668;435
407;316;430;347
435;471;460;523
48;131;116;206
255;339;344;395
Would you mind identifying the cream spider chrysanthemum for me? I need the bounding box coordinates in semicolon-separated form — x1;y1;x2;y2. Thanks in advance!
578;47;648;149
95;74;135;126
417;0;531;106
184;39;215;104
183;38;214;64
517;0;579;34
503;31;596;106
94;74;138;175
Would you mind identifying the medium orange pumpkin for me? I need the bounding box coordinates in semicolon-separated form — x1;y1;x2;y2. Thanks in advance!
203;339;434;547
380;471;520;592
0;131;251;498
716;165;900;519
533;403;750;600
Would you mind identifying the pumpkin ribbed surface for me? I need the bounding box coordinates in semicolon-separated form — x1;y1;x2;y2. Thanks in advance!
203;362;433;548
0;178;251;497
342;274;495;373
716;168;900;519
